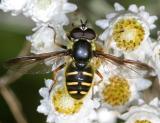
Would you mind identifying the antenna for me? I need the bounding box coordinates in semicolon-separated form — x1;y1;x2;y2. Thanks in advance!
80;19;88;30
80;19;88;26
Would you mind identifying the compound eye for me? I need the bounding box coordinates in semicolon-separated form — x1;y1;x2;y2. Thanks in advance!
70;27;83;39
84;28;96;40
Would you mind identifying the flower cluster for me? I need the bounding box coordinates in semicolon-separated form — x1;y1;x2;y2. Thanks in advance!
94;3;160;123
0;0;77;24
1;1;160;123
0;0;77;54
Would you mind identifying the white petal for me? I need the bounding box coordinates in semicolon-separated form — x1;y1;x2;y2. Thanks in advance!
139;11;150;20
97;108;117;123
148;16;158;24
128;4;138;13
46;114;55;123
114;2;125;11
39;88;49;97
150;24;157;30
92;99;101;109
88;110;97;121
149;97;160;107
52;14;69;26
106;13;117;19
45;79;53;88
130;105;160;116
120;111;132;120
37;104;50;115
63;3;77;13
99;29;109;41
120;104;160;121
96;19;109;29
134;78;152;91
139;5;145;11
138;99;145;105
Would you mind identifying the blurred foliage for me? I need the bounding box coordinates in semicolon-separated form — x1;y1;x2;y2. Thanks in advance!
0;0;160;123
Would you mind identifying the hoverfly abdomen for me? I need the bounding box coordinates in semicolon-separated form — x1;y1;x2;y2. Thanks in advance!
65;61;93;100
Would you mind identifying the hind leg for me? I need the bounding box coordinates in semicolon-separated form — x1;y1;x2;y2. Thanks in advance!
49;63;65;93
95;70;103;85
92;70;103;99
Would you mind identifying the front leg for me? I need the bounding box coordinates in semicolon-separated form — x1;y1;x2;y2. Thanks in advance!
48;25;67;49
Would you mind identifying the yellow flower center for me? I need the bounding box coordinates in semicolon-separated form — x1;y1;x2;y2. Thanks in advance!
52;87;83;115
102;75;131;106
37;0;52;9
112;18;145;51
135;120;152;123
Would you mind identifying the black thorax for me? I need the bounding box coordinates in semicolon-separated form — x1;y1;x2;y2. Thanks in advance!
72;39;93;69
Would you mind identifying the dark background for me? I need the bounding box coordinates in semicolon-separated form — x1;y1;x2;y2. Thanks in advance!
0;0;160;123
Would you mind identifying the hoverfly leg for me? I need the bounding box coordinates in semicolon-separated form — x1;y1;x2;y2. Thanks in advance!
91;87;94;100
67;33;71;40
95;70;103;85
92;70;103;100
48;25;67;49
49;63;66;93
55;42;67;49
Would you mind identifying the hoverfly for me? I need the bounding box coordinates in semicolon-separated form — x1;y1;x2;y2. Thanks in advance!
6;20;155;100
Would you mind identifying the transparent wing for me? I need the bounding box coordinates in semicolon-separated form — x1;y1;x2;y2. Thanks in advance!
94;51;156;78
5;50;70;74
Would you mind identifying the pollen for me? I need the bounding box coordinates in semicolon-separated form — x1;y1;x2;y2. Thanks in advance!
135;120;152;123
102;75;131;106
52;87;83;115
112;18;145;51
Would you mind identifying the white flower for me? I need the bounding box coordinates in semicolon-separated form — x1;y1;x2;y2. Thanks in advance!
37;79;100;123
23;0;77;24
97;73;152;112
96;2;157;61
26;24;65;54
0;0;29;15
0;0;77;25
96;108;118;123
120;98;160;123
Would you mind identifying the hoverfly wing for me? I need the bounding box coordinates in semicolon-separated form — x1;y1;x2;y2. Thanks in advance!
5;50;70;74
102;61;150;79
94;51;156;79
6;57;62;74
